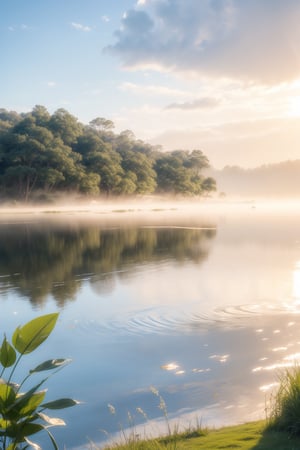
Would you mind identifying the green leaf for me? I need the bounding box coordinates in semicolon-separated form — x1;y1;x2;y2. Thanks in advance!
7;378;47;417
41;398;79;410
2;420;18;438
12;313;59;355
0;383;16;408
16;390;46;417
0;336;16;367
30;358;71;374
0;417;12;429
16;421;44;436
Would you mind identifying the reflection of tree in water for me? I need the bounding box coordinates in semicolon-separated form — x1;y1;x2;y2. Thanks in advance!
0;223;216;307
0;224;100;307
90;274;116;297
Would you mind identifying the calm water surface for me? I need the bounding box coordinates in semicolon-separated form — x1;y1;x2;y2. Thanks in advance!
1;205;300;449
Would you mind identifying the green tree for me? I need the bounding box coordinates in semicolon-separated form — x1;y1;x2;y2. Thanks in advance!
155;152;187;193
185;149;209;174
0;114;84;200
49;108;83;146
120;150;157;194
79;172;101;195
116;171;137;194
0;105;216;200
155;150;212;195
89;117;115;132
114;131;157;193
0;117;53;200
76;129;123;195
31;105;51;127
0;109;21;134
201;176;217;195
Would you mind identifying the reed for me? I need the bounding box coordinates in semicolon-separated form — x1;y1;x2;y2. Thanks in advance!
97;388;207;450
267;365;300;435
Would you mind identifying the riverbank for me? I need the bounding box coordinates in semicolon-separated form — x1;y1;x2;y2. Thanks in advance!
102;420;300;449
0;196;246;226
0;195;230;214
1;195;300;218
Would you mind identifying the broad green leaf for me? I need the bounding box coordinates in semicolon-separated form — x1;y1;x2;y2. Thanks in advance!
12;313;59;355
16;390;46;417
0;417;11;429
41;398;79;409
0;383;16;408
0;336;16;367
3;420;18;438
7;379;47;416
14;421;44;436
30;358;71;374
0;378;19;392
38;412;65;426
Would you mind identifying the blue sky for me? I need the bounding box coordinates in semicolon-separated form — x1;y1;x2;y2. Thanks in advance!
2;0;300;168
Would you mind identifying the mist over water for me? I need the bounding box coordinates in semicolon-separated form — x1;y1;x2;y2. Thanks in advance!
1;200;300;448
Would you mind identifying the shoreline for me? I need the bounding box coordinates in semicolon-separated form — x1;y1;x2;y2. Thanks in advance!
0;195;297;211
0;197;300;224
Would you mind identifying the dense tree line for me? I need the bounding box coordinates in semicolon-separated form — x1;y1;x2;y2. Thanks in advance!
0;105;216;201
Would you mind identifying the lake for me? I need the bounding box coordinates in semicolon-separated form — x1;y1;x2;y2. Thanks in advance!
1;202;300;449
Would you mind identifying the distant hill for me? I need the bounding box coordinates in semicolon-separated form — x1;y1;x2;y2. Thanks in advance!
210;160;300;198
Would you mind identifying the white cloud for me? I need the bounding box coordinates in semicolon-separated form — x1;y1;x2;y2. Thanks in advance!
150;117;300;168
47;81;56;88
101;15;110;23
107;0;300;84
109;77;300;168
166;98;221;110
71;22;91;32
7;24;31;32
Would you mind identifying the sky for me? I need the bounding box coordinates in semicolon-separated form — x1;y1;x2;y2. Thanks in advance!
2;0;300;169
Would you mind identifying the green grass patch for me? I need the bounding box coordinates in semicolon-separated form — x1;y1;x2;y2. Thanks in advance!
101;421;300;449
100;369;300;449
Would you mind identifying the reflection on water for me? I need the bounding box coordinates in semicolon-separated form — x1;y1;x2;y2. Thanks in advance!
0;222;216;306
2;209;300;449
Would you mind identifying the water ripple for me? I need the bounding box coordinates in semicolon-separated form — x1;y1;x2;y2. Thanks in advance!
74;302;296;337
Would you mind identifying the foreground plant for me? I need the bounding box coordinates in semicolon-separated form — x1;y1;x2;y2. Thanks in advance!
0;313;78;450
267;365;300;436
101;388;207;450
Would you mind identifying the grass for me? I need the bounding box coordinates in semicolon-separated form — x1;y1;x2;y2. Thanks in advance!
101;420;300;449
97;368;300;450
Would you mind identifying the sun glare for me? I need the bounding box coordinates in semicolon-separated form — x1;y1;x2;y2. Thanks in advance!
288;95;300;117
292;261;300;300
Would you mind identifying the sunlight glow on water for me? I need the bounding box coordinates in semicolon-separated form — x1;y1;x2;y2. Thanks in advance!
2;206;300;448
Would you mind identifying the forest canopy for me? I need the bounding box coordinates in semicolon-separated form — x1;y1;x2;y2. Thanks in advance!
0;105;216;201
